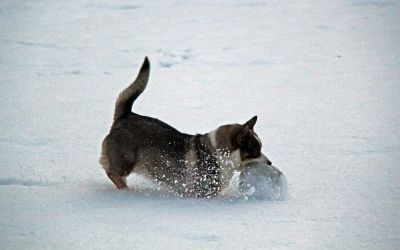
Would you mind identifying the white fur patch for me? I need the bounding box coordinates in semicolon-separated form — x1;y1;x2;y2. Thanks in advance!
207;129;218;148
184;141;198;193
229;149;242;167
217;149;242;189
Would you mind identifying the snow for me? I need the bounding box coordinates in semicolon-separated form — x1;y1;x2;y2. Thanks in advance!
1;0;399;249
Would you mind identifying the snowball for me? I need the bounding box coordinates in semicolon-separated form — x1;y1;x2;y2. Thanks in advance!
239;162;287;200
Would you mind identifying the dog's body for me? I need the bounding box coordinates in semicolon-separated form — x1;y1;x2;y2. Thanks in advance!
100;57;272;197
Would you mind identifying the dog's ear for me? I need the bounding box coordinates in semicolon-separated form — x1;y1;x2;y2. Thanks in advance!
236;124;251;146
243;116;257;129
236;120;252;146
234;116;257;147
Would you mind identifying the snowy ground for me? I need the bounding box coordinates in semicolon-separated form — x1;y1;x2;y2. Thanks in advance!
1;0;399;249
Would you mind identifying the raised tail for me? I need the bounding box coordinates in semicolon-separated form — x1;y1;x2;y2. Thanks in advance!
114;57;150;121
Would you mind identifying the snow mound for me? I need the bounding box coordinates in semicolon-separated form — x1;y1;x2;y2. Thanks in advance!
239;163;287;200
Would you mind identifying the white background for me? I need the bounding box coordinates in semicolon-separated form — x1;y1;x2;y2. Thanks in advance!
0;0;399;249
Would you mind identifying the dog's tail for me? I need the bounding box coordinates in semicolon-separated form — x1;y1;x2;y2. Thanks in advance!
114;57;150;121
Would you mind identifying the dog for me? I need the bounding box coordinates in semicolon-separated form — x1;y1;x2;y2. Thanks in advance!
100;57;272;197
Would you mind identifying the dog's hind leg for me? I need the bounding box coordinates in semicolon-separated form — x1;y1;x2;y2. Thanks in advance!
100;136;136;190
100;146;129;190
106;172;128;190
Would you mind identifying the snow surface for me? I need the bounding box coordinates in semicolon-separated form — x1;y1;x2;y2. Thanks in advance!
1;0;399;249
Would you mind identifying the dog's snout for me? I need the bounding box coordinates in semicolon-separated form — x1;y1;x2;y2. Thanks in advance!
261;154;272;165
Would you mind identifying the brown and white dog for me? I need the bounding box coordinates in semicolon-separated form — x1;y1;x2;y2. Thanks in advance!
100;57;272;197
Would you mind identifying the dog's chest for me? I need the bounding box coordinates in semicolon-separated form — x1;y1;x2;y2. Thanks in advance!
214;149;241;188
183;136;221;197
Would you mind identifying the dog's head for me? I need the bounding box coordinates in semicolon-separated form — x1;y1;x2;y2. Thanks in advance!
209;116;272;167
